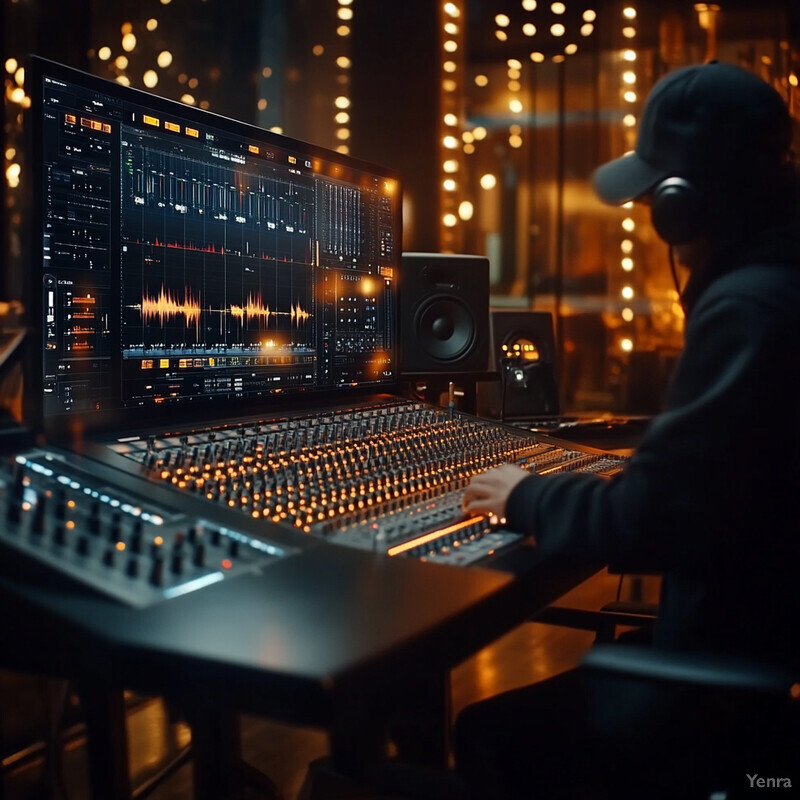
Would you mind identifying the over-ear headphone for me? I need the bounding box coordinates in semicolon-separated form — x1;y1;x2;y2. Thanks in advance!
650;176;705;246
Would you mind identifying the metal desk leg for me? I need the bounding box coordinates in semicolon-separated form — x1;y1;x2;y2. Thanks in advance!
187;704;242;800
180;699;282;800
76;683;132;800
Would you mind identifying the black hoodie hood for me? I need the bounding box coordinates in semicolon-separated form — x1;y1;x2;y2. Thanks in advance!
681;213;800;317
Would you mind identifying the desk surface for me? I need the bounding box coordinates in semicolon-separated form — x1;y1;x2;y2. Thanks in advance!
1;548;482;712
1;527;594;728
0;425;601;782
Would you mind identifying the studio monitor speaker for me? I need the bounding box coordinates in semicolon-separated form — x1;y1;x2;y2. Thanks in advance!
400;252;490;375
477;310;560;420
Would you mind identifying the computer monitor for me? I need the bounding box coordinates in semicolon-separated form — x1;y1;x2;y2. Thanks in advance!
25;56;402;435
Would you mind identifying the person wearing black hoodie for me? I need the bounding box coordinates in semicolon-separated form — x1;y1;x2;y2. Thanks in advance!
455;61;800;799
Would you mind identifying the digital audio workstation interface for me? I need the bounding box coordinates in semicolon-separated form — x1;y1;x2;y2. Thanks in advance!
37;61;399;419
0;58;628;610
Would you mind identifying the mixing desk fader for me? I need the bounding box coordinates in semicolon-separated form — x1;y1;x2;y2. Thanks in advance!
108;400;627;567
0;449;292;607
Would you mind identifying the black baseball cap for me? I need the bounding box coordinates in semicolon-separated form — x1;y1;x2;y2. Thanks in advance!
592;61;792;205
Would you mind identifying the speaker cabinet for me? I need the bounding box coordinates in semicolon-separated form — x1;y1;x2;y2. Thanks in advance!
400;252;490;376
477;310;560;420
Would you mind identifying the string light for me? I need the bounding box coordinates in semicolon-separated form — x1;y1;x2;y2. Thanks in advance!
88;10;211;109
490;4;598;61
334;0;354;153
484;2;599;167
439;1;466;250
618;5;639;350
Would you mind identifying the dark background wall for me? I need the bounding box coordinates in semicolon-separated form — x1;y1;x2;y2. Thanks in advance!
350;0;441;252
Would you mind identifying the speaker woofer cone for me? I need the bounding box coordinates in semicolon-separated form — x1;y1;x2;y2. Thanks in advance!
414;297;476;362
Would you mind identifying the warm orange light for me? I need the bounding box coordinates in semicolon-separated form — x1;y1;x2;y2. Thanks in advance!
387;515;485;556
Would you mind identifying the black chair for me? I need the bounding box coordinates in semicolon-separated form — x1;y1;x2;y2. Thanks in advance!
532;572;659;644
581;644;800;800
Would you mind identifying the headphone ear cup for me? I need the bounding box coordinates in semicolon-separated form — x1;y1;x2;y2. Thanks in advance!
650;177;704;246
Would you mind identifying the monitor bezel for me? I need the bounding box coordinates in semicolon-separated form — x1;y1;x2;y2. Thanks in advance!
24;55;403;439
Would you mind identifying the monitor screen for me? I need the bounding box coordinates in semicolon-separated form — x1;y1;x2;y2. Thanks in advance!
26;56;401;434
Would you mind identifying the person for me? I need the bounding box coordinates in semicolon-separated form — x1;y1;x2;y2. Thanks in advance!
455;61;800;799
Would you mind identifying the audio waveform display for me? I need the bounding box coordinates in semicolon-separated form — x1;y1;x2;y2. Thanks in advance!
229;293;310;326
124;268;313;353
134;286;311;334
140;286;202;337
120;129;316;360
35;58;400;419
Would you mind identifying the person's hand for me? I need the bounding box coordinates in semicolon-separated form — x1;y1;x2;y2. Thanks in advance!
461;463;531;519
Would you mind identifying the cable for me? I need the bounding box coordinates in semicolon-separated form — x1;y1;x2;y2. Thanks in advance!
499;351;523;424
500;356;509;424
668;246;685;302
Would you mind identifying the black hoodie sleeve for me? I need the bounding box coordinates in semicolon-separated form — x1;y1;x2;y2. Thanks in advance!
504;265;800;575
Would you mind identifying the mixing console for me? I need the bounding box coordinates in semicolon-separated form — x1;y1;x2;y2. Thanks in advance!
109;400;626;567
0;449;292;607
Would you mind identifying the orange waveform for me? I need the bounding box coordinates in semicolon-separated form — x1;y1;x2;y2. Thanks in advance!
291;300;310;324
141;286;202;337
230;294;310;326
230;293;274;326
